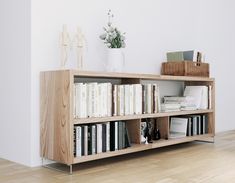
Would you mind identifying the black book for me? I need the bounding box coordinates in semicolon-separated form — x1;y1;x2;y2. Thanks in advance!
88;125;92;155
102;123;106;152
110;122;116;151
205;115;208;134
122;122;126;149
81;126;85;156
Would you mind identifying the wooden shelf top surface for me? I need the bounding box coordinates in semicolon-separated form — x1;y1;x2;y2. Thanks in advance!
42;70;214;82
74;109;213;124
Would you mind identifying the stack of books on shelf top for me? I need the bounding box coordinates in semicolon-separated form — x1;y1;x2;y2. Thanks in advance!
74;82;161;118
169;114;208;139
74;121;131;157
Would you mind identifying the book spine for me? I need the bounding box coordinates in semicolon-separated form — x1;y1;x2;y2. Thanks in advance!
84;125;88;156
124;85;130;115
120;85;125;116
118;122;123;150
81;126;84;156
138;84;143;114
122;122;126;149
107;83;112;117
142;85;145;114
76;126;82;157
115;122;118;150
91;125;96;155
106;122;110;152
113;85;117;116
129;85;134;115
110;122;115;151
102;123;106;152
88;125;92;155
96;124;102;153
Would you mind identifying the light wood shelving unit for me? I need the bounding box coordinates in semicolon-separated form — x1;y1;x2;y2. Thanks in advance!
40;70;215;172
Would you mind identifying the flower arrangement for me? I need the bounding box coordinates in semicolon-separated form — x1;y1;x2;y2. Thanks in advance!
99;10;126;48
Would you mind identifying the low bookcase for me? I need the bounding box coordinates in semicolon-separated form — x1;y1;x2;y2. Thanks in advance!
40;70;215;173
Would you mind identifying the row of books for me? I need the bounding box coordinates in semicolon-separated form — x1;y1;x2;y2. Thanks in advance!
74;121;131;157
113;83;160;116
74;82;112;118
74;83;161;118
169;114;208;139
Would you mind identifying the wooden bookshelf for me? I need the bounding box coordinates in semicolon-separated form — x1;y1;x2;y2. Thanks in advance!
40;70;215;172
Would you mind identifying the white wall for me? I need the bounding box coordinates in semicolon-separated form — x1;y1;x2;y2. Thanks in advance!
196;0;235;132
0;0;31;166
1;0;234;167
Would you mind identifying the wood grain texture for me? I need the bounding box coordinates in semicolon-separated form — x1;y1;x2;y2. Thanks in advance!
40;70;72;165
157;117;169;140
126;119;141;144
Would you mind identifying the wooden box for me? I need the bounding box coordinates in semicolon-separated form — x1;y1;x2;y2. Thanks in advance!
161;61;209;77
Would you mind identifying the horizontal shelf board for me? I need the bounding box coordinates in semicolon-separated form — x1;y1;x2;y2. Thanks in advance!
73;134;214;164
74;109;214;124
151;133;214;148
71;70;214;82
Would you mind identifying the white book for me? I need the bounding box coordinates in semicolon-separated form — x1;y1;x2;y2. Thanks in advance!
75;126;82;157
118;85;125;116
75;83;83;118
137;84;143;114
169;118;188;138
107;83;112;117
129;85;134;115
81;84;87;118
96;124;102;153
124;85;130;115
147;84;152;114
97;84;102;117
201;86;208;109
133;84;138;114
184;86;208;109
99;83;105;117
91;125;96;154
87;83;98;117
106;122;110;152
92;83;99;117
86;83;92;117
133;84;141;114
115;122;118;150
152;84;158;113
113;85;118;116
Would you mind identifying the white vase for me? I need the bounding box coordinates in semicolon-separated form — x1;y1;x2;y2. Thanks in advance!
106;48;125;72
